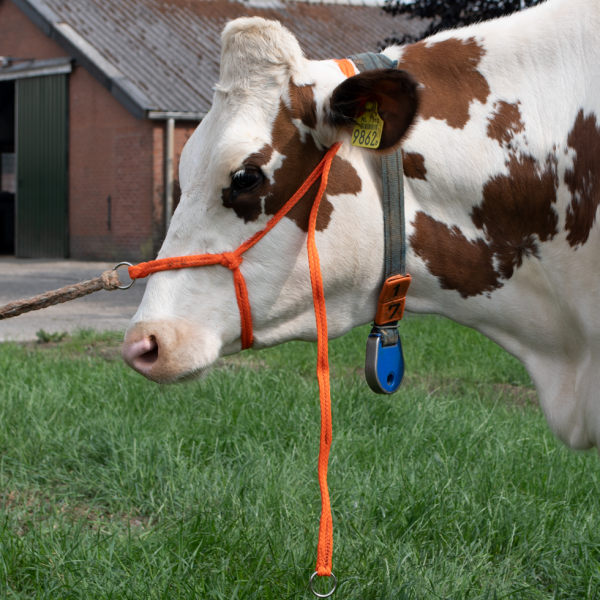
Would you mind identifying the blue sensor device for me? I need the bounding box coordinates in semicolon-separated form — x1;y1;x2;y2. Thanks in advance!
364;326;405;395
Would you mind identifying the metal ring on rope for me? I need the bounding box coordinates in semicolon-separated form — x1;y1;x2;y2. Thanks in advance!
112;262;135;290
309;572;337;598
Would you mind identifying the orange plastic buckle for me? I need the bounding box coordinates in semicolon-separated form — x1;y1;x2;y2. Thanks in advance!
374;274;411;325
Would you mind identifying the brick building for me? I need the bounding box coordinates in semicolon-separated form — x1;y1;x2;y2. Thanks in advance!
0;0;423;261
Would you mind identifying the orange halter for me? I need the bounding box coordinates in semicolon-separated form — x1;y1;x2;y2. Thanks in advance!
129;142;341;590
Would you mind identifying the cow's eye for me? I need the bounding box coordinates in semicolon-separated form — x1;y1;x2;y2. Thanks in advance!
232;167;263;192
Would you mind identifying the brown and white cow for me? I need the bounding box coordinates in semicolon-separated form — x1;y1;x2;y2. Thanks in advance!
123;0;600;451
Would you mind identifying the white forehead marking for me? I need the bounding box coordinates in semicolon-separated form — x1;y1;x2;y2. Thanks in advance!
263;151;284;185
292;118;311;143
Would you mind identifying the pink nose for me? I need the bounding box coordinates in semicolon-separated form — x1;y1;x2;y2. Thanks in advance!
122;336;159;374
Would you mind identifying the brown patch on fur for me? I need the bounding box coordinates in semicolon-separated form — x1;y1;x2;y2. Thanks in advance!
265;97;335;232
410;211;501;298
472;153;559;279
222;84;362;232
411;150;559;297
402;151;427;180
321;155;363;198
398;37;490;130
564;110;600;247
487;101;524;146
245;147;274;167
290;83;317;129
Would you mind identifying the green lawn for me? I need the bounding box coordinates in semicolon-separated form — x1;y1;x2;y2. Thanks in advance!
0;317;599;599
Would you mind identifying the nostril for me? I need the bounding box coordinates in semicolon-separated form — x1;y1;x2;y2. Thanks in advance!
124;336;160;372
136;343;159;368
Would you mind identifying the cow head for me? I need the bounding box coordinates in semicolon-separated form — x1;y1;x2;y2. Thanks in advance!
123;17;418;382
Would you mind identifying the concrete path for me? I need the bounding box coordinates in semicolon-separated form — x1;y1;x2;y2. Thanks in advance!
0;258;147;341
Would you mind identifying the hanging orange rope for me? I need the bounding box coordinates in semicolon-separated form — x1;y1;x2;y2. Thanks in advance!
129;143;342;594
307;150;335;580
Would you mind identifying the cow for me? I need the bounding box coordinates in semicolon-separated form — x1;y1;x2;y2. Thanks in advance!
123;0;600;452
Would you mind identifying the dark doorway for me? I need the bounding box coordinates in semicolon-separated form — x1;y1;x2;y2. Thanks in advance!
0;80;15;255
15;75;68;258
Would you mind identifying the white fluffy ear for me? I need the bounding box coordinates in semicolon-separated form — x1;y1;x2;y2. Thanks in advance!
219;18;306;89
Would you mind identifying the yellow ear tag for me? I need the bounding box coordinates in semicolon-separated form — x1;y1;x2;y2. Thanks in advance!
351;101;383;149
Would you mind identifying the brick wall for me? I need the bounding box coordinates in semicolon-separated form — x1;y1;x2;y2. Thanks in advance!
69;65;155;262
0;0;200;262
0;0;68;59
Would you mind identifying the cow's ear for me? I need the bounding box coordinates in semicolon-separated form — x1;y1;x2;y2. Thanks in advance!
327;69;419;152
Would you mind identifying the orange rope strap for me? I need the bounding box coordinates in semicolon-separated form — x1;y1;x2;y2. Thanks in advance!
128;142;342;586
308;147;335;579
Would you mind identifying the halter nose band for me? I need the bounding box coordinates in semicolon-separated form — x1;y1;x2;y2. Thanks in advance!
128;142;342;352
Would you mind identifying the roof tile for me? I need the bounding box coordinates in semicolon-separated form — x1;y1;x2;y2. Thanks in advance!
42;0;427;113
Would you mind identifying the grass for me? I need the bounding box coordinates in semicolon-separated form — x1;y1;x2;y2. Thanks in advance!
0;316;598;599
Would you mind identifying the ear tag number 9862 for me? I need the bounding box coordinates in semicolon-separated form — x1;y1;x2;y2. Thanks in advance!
352;101;383;149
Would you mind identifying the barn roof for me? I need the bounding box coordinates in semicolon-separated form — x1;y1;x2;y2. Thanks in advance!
11;0;426;119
